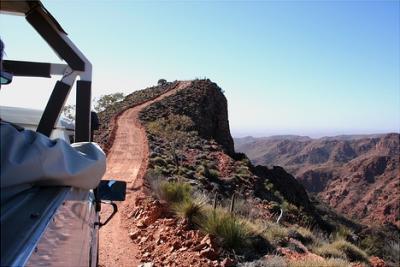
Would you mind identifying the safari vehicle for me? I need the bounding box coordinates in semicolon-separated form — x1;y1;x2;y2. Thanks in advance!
0;1;125;266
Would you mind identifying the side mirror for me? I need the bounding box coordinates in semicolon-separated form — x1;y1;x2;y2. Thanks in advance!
98;180;126;201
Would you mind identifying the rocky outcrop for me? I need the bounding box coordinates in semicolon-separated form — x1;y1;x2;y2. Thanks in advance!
140;79;235;156
138;79;343;233
252;165;313;212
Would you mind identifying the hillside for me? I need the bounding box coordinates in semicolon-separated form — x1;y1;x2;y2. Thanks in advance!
234;134;400;227
95;79;398;266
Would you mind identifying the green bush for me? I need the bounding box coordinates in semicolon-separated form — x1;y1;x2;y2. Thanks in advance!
262;222;289;246
151;157;167;167
200;209;250;250
288;226;316;246
159;181;191;203
282;201;299;214
208;169;220;180
206;161;218;169
235;174;251;182
153;165;169;175
149;152;159;158
177;166;189;175
147;114;194;139
274;191;284;202
197;165;219;180
236;165;250;176
333;225;354;240
197;165;210;177
264;181;274;191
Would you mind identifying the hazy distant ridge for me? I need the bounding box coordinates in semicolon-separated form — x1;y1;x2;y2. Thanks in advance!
234;133;400;226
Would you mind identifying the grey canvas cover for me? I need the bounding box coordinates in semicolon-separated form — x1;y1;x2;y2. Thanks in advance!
0;122;106;192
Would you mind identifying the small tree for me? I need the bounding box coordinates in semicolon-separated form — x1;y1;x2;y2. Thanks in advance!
62;104;76;121
93;92;125;112
158;79;167;85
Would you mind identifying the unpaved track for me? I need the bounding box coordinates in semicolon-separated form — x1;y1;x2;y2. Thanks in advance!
99;81;191;267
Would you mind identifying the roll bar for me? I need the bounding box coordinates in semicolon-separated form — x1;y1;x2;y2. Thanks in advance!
1;0;92;142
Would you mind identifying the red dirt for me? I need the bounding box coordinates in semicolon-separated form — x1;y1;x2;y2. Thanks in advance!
128;197;235;267
369;256;387;267
212;151;235;178
98;81;192;267
277;247;324;262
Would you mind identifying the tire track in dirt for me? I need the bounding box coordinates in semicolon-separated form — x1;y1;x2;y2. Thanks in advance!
98;81;192;267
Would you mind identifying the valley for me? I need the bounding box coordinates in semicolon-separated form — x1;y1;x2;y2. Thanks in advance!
235;134;400;227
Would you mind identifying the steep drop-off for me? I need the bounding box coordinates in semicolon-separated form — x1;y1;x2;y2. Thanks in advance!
235;134;400;227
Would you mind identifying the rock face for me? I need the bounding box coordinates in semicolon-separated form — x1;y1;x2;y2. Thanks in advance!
252;165;313;212
235;133;400;227
141;79;235;156
139;79;338;232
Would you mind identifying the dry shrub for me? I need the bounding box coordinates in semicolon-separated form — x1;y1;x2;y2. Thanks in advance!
288;257;350;267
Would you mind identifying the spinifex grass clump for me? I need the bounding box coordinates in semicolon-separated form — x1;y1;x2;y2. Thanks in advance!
313;243;346;259
330;239;369;263
200;208;250;250
313;238;369;263
158;180;251;250
172;198;205;225
156;179;203;225
262;221;289;246
159;180;191;203
288;226;317;246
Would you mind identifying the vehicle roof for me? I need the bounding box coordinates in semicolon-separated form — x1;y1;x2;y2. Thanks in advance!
1;0;65;34
1;0;91;140
0;0;38;15
0;106;74;130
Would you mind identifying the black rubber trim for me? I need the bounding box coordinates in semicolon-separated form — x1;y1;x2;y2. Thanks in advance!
37;81;71;137
30;2;68;34
3;60;51;78
75;80;91;142
26;6;85;71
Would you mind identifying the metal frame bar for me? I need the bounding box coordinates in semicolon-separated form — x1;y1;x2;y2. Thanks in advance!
3;60;69;78
4;2;94;141
26;6;85;71
75;80;91;142
2;60;51;78
36;81;73;136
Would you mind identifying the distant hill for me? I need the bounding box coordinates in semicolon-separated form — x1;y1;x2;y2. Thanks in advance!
235;133;400;227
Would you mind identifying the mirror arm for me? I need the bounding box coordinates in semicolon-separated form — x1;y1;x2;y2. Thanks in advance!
95;201;117;228
94;187;101;212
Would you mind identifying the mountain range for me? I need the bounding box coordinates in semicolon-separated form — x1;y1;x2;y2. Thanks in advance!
235;133;400;227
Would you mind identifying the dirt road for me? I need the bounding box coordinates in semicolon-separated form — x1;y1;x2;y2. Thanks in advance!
98;81;191;267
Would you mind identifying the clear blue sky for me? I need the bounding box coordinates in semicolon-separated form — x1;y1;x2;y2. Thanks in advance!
1;0;399;137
